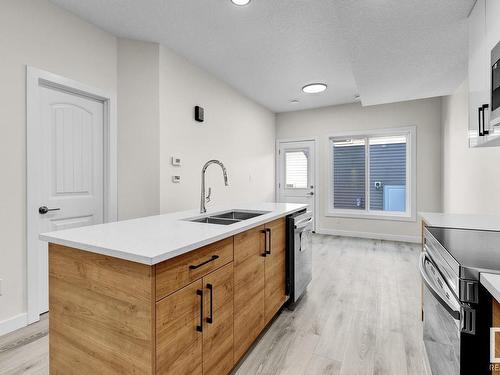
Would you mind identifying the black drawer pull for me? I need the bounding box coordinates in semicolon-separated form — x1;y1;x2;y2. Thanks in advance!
196;289;203;332
189;255;219;270
207;283;214;324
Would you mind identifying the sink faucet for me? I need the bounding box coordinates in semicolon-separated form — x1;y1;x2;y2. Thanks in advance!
200;160;229;213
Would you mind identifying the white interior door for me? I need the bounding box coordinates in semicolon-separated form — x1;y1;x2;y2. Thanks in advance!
33;85;104;314
277;140;316;228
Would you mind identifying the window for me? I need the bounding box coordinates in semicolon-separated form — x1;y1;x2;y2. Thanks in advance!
332;138;365;209
285;150;308;189
328;127;415;220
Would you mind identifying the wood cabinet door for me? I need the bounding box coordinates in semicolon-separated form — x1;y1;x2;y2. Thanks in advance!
156;280;203;375
233;225;266;363
264;218;287;324
202;263;234;375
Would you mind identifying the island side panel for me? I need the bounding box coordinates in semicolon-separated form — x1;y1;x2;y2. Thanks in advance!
49;243;155;374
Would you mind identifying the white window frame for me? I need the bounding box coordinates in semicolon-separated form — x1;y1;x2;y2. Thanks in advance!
327;126;416;222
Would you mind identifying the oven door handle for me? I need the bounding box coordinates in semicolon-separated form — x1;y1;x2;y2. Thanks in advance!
419;252;461;320
295;217;313;230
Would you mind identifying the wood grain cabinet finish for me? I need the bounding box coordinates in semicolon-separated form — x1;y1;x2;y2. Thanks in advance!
48;217;287;375
233;218;287;364
156;263;234;375
49;244;156;375
202;263;234;375
155;237;233;301
264;218;287;323
233;225;266;363
156;280;203;375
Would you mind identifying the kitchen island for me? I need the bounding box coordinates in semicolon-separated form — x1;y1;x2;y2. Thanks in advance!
40;202;307;375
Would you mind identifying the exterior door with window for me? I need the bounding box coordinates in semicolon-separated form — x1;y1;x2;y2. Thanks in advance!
277;140;315;228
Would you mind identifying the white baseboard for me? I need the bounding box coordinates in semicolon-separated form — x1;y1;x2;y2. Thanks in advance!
316;228;420;244
0;313;27;336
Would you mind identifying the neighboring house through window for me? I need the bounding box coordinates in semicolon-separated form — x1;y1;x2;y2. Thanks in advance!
328;127;416;220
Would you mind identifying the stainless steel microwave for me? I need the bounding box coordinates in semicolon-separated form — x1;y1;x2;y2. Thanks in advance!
491;41;500;127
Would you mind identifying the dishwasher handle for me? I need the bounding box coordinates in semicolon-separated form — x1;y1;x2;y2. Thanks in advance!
295;217;313;230
419;252;461;320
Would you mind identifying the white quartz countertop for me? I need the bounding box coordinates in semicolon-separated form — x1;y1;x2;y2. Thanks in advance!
419;212;500;232
480;273;500;303
40;202;307;265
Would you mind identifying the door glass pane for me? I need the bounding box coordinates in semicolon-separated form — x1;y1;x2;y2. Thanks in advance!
332;139;365;209
369;135;407;212
285;150;308;189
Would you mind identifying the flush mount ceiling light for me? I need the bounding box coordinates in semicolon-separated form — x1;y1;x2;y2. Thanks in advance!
302;83;327;94
231;0;251;6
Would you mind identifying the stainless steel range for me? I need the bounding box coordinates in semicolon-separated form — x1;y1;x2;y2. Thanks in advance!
421;226;500;375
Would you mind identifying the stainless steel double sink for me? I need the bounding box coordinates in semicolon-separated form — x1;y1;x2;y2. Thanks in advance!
185;210;270;225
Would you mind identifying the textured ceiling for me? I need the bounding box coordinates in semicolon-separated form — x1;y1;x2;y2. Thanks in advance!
50;0;473;112
333;0;473;106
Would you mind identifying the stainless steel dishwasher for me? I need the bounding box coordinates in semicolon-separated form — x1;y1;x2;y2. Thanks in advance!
286;209;313;309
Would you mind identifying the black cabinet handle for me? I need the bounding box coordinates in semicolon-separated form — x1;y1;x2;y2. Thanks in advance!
206;283;214;324
189;255;219;270
483;104;489;135
479;106;484;136
196;289;203;332
261;230;267;257
266;228;272;255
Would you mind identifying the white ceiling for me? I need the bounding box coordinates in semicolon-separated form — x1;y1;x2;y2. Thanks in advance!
50;0;474;112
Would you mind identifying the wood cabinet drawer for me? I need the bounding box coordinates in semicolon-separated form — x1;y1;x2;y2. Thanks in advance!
155;237;233;301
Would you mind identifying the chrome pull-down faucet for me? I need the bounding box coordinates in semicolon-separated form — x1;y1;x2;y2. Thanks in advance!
200;160;229;213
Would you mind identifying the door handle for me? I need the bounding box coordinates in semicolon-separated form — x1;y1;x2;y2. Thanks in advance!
206;283;214;324
482;104;489;135
261;230;268;257
479;106;484;136
266;228;272;255
196;289;203;332
38;206;60;214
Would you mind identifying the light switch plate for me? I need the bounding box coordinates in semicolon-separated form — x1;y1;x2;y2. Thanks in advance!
0;278;3;296
171;156;181;166
172;175;181;183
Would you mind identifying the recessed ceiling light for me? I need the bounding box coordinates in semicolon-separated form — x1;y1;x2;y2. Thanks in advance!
231;0;251;6
302;83;327;94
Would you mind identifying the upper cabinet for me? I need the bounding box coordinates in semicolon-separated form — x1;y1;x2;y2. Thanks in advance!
468;0;500;147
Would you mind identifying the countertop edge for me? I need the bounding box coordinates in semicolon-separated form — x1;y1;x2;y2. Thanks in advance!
479;272;500;303
419;211;500;232
480;273;500;304
40;205;306;265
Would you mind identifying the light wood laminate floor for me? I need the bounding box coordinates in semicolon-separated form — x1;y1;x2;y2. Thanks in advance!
0;235;430;375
